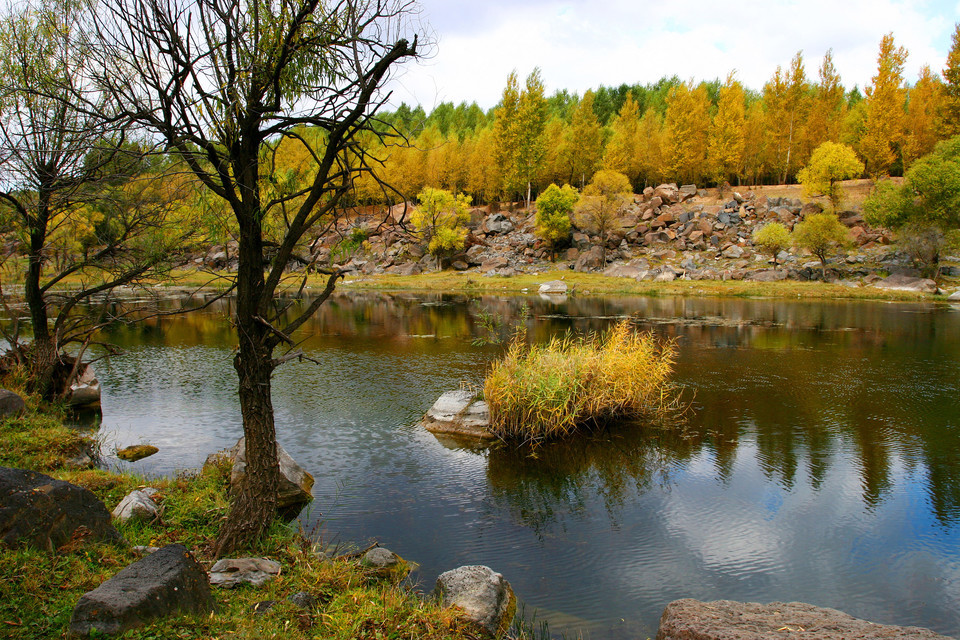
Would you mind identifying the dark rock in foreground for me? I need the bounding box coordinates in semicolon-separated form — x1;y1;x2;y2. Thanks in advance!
69;544;215;637
0;389;26;417
656;599;953;640
0;467;122;551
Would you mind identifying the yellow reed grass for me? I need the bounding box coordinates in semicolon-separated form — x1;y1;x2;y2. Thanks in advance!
483;320;677;443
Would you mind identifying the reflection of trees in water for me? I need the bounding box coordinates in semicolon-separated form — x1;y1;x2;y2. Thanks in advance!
76;291;960;525
485;423;702;537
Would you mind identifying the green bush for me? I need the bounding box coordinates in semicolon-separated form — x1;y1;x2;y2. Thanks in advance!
792;213;852;274
752;222;791;266
483;320;677;443
534;183;578;248
797;141;864;212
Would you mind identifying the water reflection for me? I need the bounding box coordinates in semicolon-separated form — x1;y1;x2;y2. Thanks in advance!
62;290;960;637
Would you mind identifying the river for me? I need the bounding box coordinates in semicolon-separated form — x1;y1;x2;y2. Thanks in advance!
78;291;960;639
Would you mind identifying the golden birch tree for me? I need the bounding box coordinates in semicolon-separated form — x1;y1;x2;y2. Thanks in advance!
903;66;944;169
941;24;960;137
805;50;846;154
707;72;746;184
860;33;908;176
560;90;603;188
603;93;642;187
664;81;710;185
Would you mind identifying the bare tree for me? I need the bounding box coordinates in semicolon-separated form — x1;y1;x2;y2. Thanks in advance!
82;0;420;553
0;0;190;400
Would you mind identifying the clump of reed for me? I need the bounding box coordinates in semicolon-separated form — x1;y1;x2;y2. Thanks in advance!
483;319;678;443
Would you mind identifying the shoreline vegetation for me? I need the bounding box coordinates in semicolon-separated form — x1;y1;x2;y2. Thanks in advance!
0;389;526;640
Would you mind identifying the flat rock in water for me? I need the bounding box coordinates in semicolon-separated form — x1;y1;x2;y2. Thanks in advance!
655;599;953;640
0;467;122;551
69;365;101;408
537;279;568;294
420;390;495;440
116;445;159;461
209;557;281;588
69;544;214;637
434;565;517;638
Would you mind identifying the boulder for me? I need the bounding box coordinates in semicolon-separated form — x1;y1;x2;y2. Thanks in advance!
479;256;510;272
420;390;494;440
653;183;680;204
69;544;214;637
574;245;605;272
872;274;937;294
604;264;643;279
385;262;421;276
362;547;400;569
112;489;159;523
949;290;960;301
116;445;159;462
208;557;281;588
537;280;568;294
679;184;698;200
745;269;788;282
722;244;744;259
0;467;122;551
0;389;26;418
229;437;314;510
655;599;952;640
482;213;514;235
69;365;101;408
434;565;516;638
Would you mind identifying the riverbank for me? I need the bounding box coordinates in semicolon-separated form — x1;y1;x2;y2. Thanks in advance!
0;389;509;640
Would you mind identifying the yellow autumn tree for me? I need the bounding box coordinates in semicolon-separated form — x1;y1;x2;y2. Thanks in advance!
805;50;846;154
764;52;810;184
493;69;548;206
860;33;908;176
464;125;501;204
707;72;746;184
637;107;665;187
742;100;768;185
903;66;945;169
603;93;642;187
559;90;603;188
941;23;960;137
663;81;710;185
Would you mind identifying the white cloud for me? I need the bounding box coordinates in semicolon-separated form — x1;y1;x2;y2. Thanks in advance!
387;0;959;110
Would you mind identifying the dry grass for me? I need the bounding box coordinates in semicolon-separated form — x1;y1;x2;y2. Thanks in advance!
484;320;678;444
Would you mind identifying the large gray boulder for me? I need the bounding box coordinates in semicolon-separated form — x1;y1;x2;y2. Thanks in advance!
420;390;495;440
228;437;314;510
655;599;952;640
434;565;516;638
0;389;25;418
537;280;568;294
574;245;605;272
68;364;101;408
69;544;214;636
0;467;122;551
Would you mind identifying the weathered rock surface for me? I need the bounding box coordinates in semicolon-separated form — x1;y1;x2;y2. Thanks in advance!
69;544;214;637
872;274;938;293
112;489;159;523
69;364;101;408
0;389;26;418
362;547;400;569
537;280;568;294
434;565;516;638
228;437;314;510
574;245;605;272
420;390;495;440
655;599;952;640
0;467;122;551
208;557;281;588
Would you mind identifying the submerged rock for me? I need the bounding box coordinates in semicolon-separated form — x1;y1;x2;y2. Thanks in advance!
655;599;953;640
68;365;101;408
420;390;495;440
70;544;214;637
434;565;516;638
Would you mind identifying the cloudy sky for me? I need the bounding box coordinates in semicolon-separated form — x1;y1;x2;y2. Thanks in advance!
387;0;960;111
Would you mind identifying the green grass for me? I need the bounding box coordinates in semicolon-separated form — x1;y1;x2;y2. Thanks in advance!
484;320;679;444
0;382;509;640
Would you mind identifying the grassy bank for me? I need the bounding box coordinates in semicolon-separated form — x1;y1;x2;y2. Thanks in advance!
0;388;503;640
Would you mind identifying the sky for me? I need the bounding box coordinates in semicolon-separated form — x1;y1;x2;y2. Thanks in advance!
386;0;960;111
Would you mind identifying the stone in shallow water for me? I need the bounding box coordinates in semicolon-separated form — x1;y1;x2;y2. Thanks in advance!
116;445;159;461
655;599;953;640
420;390;495;440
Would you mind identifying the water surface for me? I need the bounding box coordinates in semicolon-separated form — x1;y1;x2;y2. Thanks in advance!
85;292;960;638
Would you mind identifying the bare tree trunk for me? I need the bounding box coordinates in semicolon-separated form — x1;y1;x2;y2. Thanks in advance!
24;205;58;399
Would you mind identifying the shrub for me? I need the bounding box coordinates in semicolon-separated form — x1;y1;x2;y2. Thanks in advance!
574;170;632;263
792;212;852;275
411;187;472;269
483;320;677;443
752;222;791;266
534;183;578;249
797;142;864;212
